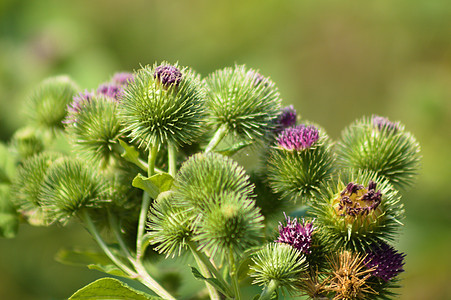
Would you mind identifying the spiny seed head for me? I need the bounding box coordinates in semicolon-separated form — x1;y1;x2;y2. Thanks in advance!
250;243;307;294
277;124;319;151
276;213;315;254
364;242;406;281
120;62;206;149
204;65;282;143
27;75;79;131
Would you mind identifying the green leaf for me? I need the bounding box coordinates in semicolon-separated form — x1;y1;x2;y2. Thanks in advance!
191;266;232;298
218;140;254;156
88;264;131;279
0;143;16;184
69;277;161;300
118;139;147;171
55;248;115;266
0;186;19;238
132;173;174;199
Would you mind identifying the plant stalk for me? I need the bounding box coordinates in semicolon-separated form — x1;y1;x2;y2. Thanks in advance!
205;124;228;153
167;142;177;177
258;280;279;300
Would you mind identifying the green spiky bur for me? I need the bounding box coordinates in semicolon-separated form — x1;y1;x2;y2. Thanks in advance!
147;191;195;258
120;62;206;149
250;243;307;294
310;170;404;252
336;117;421;190
27;76;79;131
10;126;45;159
38;157;108;223
194;191;264;260
173;152;254;210
66;96;122;167
267;129;335;202
204;65;282;143
11;152;63;225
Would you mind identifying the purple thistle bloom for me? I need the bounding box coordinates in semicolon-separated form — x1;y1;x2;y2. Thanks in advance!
154;65;183;87
97;83;123;101
276;213;315;254
112;72;134;86
364;242;406;281
274;105;297;132
277;124;319;151
372;115;399;132
64;91;93;124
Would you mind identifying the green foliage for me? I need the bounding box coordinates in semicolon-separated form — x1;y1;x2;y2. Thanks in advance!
27;76;79;132
336;117;421;190
132;173;174;199
66;96;123;167
204;65;282;143
69;277;160;300
0;185;19;238
266;128;335;202
120;62;206;149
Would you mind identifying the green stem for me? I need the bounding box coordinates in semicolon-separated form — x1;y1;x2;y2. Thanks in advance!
82;210;136;276
205;124;228;153
188;245;220;300
229;251;241;300
258;280;279;300
188;242;234;298
137;145;158;259
133;259;176;300
167;142;177;177
108;211;134;261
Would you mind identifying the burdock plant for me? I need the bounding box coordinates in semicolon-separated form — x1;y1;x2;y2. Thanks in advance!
0;61;421;300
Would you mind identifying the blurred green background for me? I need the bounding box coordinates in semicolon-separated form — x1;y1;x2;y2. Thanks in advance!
1;0;450;299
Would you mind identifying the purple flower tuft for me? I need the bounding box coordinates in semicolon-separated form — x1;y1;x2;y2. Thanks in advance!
277;124;319;151
364;242;406;281
276;213;315;254
64;91;93;124
154;65;182;87
97;83;123;101
372;115;399;132
274;105;297;132
337;180;382;217
112;72;134;86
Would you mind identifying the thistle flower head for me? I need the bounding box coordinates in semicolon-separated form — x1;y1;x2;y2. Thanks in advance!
250;243;307;294
27;75;79;131
120;62;206;148
372;115;399;132
64;90;94;124
274;105;297;132
112;72;135;85
364;242;405;281
325;251;377;300
335;180;382;218
205;65;282;143
276;213;315;254
154;65;183;87
277;124;319;151
97;83;123;101
194;191;264;259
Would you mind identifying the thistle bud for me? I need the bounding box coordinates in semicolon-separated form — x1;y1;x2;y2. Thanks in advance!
276;213;315;254
27;76;79;132
310;170;404;251
336;116;421;190
120;62;206;148
204;65;282;143
267;124;335;202
364;242;405;282
38;158;107;223
274;105;297;133
10;127;45;159
250;243;307;294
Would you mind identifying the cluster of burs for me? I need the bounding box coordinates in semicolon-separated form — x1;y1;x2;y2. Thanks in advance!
2;61;421;299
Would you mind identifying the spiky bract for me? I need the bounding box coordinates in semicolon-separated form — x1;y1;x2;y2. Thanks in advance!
204;65;282;143
147;192;195;258
11;152;63;225
336;116;421;190
120;62;206;149
39;157;107;223
310;170;403;252
194;191;264;260
10;127;45;159
27;76;79;131
325;251;377;300
66;96;122;166
250;243;307;294
267;126;335;202
173;152;254;210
